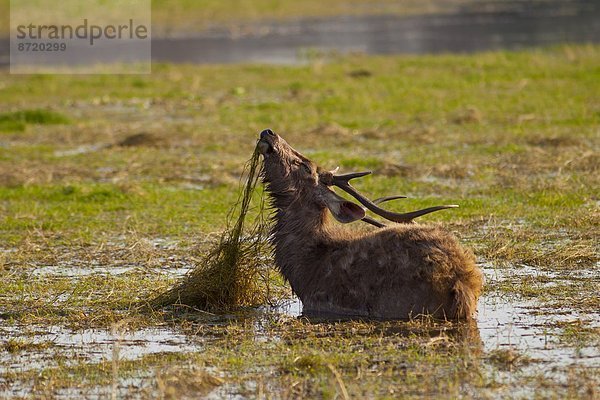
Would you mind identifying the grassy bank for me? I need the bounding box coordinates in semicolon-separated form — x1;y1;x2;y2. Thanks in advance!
0;46;599;398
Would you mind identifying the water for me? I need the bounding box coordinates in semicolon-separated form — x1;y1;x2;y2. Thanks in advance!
31;264;192;278
478;296;599;367
0;326;197;374
0;1;598;67
151;2;600;65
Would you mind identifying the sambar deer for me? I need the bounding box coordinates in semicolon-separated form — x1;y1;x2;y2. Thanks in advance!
257;129;483;320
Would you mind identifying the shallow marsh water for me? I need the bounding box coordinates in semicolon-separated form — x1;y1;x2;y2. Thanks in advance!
1;265;598;398
0;326;196;373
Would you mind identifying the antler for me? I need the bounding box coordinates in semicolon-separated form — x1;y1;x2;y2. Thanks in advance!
332;171;458;224
361;195;406;227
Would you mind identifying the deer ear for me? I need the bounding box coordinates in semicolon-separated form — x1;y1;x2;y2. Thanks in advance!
323;190;366;223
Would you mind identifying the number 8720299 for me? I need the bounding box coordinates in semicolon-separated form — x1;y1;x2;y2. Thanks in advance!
17;42;67;52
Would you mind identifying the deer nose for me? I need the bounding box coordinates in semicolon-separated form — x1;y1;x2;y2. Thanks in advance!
260;129;275;139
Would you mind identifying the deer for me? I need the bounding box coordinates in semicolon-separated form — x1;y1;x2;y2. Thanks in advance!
257;129;483;320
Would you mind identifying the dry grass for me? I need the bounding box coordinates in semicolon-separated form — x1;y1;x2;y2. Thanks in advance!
155;367;224;399
486;348;532;371
2;338;53;354
151;148;281;310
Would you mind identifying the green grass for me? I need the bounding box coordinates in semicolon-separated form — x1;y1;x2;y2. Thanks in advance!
0;45;597;295
0;46;599;398
0;46;600;294
0;109;70;132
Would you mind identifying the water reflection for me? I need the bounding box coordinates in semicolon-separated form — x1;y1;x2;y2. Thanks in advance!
269;293;598;366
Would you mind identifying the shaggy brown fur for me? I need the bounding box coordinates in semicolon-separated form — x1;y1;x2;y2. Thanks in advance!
258;130;483;319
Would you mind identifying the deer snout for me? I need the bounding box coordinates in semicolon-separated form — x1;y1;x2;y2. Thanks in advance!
258;129;276;155
260;129;275;140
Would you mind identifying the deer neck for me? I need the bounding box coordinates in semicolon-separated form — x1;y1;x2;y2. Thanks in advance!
271;204;330;252
270;202;335;295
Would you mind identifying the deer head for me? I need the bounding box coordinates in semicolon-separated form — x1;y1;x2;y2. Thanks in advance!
257;128;458;227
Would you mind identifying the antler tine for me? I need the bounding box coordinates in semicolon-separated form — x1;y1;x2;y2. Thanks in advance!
365;196;406;227
333;171;372;181
373;195;406;205
331;172;458;223
361;216;387;228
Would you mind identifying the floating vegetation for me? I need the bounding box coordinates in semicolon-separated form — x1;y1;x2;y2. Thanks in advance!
152;145;283;311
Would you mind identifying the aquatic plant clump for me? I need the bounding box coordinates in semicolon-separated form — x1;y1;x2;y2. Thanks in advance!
152;146;280;310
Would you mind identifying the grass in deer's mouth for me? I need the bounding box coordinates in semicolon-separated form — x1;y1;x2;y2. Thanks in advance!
150;146;283;310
